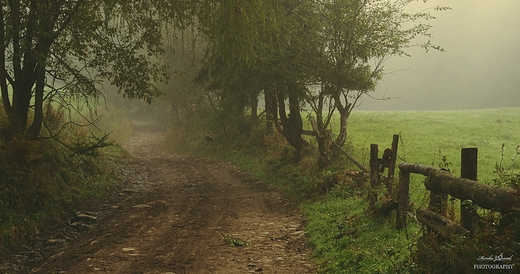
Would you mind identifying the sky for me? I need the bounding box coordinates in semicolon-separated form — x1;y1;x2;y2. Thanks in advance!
358;0;520;110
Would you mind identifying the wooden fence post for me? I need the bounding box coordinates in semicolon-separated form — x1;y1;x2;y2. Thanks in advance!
387;134;399;195
396;167;410;230
461;148;478;236
369;144;379;213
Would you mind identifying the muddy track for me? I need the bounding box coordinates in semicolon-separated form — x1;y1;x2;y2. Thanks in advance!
31;119;316;273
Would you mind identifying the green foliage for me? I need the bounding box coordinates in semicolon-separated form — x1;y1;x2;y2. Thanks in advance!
414;210;520;273
345;109;520;273
223;234;250;247
493;143;520;189
189;0;447;166
414;234;473;273
1;0;191;138
0;106;119;257
0;135;114;255
169;107;520;273
304;195;419;273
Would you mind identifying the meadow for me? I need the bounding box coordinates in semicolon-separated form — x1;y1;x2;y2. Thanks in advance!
346;108;520;184
302;108;520;273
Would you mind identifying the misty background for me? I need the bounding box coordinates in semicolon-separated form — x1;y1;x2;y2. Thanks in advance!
359;0;520;110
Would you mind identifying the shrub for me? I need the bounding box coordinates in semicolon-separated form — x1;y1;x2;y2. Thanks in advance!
0;105;115;256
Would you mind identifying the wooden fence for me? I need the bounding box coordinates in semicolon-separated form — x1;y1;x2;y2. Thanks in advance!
395;148;520;238
368;134;399;213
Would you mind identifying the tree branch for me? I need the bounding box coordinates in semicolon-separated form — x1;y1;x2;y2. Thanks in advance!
50;0;85;42
333;142;369;173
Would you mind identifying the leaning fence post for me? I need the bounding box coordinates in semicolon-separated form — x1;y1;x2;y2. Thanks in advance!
369;144;379;213
461;148;478;236
387;134;399;195
396;165;409;230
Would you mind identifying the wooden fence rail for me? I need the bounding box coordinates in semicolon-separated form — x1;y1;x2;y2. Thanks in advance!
395;153;520;234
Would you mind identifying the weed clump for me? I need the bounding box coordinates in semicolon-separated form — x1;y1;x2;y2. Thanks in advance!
0;105;120;258
223;234;250;247
413;146;520;273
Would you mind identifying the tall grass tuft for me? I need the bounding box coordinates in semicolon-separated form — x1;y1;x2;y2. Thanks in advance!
0;103;119;258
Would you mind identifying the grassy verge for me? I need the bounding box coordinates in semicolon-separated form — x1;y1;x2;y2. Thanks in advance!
166;108;520;273
0;102;133;258
303;187;422;273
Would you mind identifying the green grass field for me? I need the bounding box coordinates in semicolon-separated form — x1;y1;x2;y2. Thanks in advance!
346;108;520;184
302;108;520;273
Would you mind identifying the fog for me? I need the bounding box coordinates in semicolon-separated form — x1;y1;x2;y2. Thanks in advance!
359;0;520;110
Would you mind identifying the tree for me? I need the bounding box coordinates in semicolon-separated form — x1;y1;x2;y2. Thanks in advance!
168;0;446;168
186;0;264;138
261;0;320;155
307;0;447;167
194;0;314;148
0;0;190;139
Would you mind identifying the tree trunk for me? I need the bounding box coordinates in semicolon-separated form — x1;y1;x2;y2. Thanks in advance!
27;62;45;139
281;91;305;153
10;80;33;134
335;109;348;147
317;131;332;168
3;0;53;138
0;6;13;121
250;91;258;128
264;89;274;135
307;86;336;168
268;87;306;156
310;116;332;168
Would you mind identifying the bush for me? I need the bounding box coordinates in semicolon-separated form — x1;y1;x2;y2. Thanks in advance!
0;105;116;257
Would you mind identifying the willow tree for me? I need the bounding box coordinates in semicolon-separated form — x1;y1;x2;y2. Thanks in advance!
308;0;447;167
260;0;321;154
189;0;263;136
0;0;191;139
194;0;315;149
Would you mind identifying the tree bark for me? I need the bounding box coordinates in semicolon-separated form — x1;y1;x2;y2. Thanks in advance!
0;5;13;120
310;116;332;168
9;0;32;133
333;91;349;147
309;86;339;168
264;88;275;135
272;89;306;154
285;91;305;152
250;91;258;128
27;62;45;139
10;80;33;133
399;162;520;212
416;209;470;239
4;0;54;137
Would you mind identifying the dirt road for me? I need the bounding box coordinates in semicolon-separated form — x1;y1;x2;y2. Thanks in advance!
32;119;316;273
